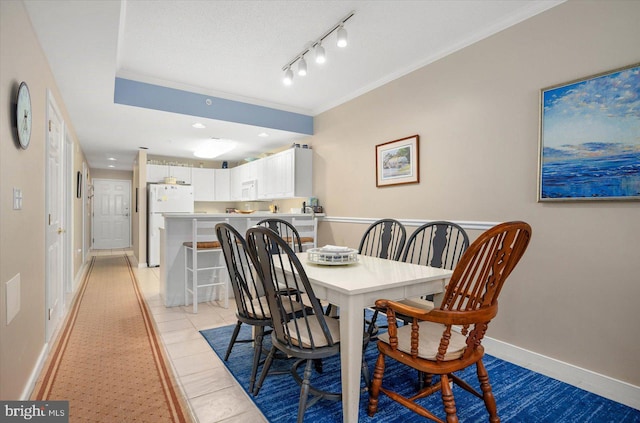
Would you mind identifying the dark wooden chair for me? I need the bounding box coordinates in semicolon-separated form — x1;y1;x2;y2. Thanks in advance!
367;221;469;336
216;222;305;394
255;218;304;252
358;218;406;333
368;221;532;423
246;226;370;422
358;218;406;260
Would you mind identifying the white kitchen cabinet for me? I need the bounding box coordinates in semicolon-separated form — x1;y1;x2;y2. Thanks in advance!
261;148;312;199
240;160;258;182
229;167;241;201
169;166;191;184
257;159;269;200
214;169;231;201
146;164;192;184
146;164;169;183
191;168;215;201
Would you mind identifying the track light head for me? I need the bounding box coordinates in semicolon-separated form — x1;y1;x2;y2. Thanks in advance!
298;56;307;76
283;67;293;85
337;25;347;48
315;42;326;64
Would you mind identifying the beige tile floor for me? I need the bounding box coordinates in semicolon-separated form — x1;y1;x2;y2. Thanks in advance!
91;248;268;423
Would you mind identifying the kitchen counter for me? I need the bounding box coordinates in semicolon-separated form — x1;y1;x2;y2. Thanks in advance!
163;212;324;218
159;212;322;306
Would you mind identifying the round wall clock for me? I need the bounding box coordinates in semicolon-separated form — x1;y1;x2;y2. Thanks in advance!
16;81;32;149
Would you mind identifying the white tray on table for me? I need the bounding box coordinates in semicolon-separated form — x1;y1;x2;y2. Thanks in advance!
307;246;359;266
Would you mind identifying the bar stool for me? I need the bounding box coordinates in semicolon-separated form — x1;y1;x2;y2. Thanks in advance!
184;218;228;313
291;216;317;250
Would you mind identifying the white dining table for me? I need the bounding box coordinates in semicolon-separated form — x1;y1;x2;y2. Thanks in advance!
284;253;453;423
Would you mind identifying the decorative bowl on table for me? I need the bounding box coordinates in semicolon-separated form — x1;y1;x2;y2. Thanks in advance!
307;245;359;265
234;209;255;214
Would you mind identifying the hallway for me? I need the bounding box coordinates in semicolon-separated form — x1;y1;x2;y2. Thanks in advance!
85;249;267;423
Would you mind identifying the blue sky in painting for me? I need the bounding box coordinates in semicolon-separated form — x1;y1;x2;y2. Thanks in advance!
542;65;640;151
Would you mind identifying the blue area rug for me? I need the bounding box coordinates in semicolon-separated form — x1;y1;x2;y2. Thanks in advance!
200;321;640;423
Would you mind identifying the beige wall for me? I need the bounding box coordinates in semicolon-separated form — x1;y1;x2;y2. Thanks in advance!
1;1;88;399
314;0;640;386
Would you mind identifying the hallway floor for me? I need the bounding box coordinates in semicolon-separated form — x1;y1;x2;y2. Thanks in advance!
91;249;268;423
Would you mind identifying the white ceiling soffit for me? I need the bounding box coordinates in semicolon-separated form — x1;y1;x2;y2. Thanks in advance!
23;0;564;170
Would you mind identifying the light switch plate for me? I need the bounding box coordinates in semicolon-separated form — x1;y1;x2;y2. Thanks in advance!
13;188;23;210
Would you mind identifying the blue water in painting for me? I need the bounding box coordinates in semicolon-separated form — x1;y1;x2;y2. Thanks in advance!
541;151;640;199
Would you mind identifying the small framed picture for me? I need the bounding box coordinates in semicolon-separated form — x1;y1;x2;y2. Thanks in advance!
538;63;640;201
376;135;419;187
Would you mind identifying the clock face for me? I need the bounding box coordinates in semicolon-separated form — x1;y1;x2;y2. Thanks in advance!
16;82;32;149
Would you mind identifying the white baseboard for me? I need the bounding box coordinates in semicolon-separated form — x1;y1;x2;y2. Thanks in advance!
20;343;50;400
484;336;640;410
21;257;91;400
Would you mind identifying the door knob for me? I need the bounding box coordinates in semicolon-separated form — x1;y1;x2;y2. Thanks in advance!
57;228;65;234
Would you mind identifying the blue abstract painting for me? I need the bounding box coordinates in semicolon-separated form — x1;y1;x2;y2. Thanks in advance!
539;63;640;201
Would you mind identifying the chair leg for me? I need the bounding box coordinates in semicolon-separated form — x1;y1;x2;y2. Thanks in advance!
477;359;500;423
361;353;371;390
440;374;459;423
184;248;189;311
254;346;276;396
367;353;385;417
367;309;379;336
297;359;313;423
249;326;264;394
192;268;198;314
224;321;243;361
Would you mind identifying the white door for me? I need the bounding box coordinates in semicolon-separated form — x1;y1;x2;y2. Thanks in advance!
45;93;65;341
92;179;131;249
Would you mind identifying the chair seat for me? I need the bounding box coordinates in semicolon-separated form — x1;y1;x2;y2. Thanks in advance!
286;315;340;348
397;297;435;310
377;321;467;361
283;236;314;244
245;296;305;319
183;240;221;249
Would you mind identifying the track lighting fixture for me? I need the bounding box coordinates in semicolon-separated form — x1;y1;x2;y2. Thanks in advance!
298;56;307;76
314;42;326;64
281;11;354;85
336;25;347;48
283;67;293;85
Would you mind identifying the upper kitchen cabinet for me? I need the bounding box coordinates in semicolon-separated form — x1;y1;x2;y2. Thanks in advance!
191;168;215;201
229;166;241;201
147;164;192;184
262;148;312;199
147;164;169;183
214;169;230;201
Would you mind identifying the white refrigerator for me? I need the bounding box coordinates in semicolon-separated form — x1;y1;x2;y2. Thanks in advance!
147;184;194;267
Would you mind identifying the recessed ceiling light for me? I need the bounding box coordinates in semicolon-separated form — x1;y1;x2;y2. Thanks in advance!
192;123;206;129
107;157;116;161
108;164;115;168
258;132;269;137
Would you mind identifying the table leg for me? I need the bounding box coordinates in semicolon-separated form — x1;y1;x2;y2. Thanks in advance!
339;294;365;423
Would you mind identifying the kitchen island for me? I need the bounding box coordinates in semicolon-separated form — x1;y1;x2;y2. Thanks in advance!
159;212;322;307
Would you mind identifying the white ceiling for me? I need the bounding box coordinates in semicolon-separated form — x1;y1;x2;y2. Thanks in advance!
23;0;562;171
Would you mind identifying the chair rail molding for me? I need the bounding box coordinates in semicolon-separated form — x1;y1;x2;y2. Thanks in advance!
321;216;498;231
